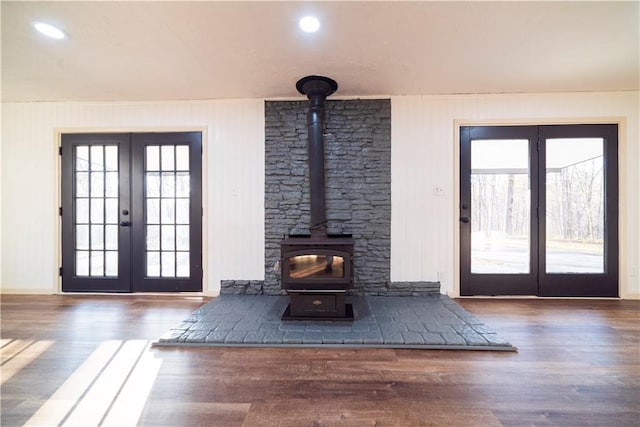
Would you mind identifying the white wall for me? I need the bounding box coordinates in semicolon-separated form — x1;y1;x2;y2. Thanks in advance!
1;100;265;295
2;91;638;298
391;91;639;298
0;101;3;286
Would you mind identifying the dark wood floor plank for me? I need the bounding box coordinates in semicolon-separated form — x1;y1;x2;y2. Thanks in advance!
1;295;638;426
242;400;503;427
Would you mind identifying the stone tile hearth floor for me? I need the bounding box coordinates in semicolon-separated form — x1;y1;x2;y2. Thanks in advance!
154;295;515;351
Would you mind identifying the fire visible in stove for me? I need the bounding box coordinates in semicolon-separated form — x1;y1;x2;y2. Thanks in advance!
289;254;344;279
281;236;354;292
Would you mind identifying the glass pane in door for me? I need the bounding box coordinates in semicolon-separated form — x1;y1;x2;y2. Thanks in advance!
546;138;604;273
145;145;190;278
471;139;530;273
289;255;345;279
74;145;118;276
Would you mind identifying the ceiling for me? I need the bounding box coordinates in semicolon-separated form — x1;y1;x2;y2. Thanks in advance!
2;1;638;102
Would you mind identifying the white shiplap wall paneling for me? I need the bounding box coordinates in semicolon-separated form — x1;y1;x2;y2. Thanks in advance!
391;91;639;298
1;100;265;295
2;92;638;298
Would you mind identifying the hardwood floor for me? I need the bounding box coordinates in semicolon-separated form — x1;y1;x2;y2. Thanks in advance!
1;295;638;426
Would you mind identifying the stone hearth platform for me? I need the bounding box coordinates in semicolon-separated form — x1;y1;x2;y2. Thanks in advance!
154;295;516;351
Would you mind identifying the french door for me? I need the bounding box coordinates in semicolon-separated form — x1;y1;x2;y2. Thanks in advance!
61;132;202;292
460;124;618;297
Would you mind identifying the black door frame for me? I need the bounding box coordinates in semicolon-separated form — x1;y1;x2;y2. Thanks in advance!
459;123;619;297
537;124;618;297
61;133;132;292
60;131;203;293
459;125;540;296
131;132;203;292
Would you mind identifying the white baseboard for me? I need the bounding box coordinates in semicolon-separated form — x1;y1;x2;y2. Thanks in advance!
1;288;56;295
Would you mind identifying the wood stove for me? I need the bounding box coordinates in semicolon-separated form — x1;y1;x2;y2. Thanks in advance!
281;234;354;319
281;76;355;320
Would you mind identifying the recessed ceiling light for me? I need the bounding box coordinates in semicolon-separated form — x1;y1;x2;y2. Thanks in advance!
33;22;67;40
299;16;320;33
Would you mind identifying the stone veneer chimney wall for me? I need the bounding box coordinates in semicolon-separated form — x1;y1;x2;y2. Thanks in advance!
220;99;439;296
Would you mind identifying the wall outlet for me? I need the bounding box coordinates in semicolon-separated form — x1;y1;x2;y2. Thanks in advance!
432;186;445;197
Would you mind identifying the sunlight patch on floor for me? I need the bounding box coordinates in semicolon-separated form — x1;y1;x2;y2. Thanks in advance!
1;340;54;384
24;340;162;427
101;344;163;426
2;339;34;363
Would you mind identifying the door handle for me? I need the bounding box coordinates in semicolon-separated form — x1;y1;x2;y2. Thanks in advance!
460;217;470;223
120;221;131;227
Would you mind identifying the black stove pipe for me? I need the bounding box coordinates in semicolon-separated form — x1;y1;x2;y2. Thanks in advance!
296;75;338;238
